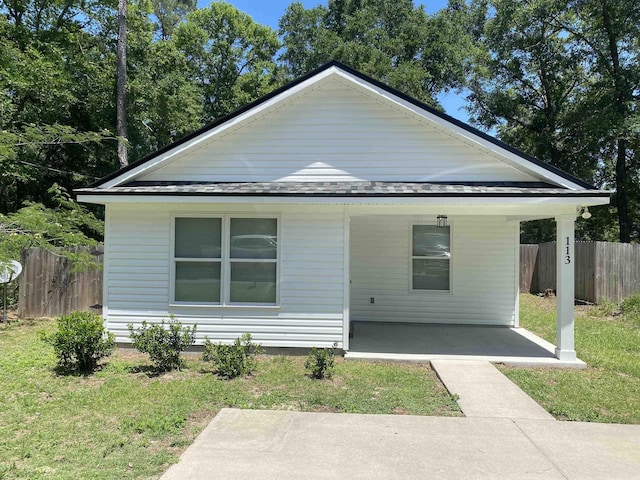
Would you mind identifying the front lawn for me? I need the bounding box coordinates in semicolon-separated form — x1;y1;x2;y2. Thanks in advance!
0;318;460;479
500;294;640;424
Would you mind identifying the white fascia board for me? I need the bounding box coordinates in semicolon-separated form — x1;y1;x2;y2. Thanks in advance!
99;69;338;188
76;194;609;207
333;69;585;190
75;195;585;217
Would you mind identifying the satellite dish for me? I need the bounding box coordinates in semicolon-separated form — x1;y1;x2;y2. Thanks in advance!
0;260;22;284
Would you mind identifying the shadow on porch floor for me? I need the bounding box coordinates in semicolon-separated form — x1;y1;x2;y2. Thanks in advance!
346;322;585;368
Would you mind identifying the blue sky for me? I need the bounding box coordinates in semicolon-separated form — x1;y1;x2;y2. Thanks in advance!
195;0;469;122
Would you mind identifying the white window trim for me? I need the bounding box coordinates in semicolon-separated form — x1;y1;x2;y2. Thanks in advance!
169;213;280;308
409;222;453;294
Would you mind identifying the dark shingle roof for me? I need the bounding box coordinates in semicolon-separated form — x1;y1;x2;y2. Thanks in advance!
75;181;609;198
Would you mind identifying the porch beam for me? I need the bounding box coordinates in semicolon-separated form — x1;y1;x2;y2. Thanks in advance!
555;214;576;361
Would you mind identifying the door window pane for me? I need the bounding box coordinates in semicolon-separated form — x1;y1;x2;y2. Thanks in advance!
230;218;277;259
230;262;276;303
412;225;450;257
412;259;449;291
175;262;221;302
175;218;221;258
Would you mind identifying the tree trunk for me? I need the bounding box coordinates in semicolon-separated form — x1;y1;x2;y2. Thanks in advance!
601;1;631;242
615;138;631;242
116;0;128;168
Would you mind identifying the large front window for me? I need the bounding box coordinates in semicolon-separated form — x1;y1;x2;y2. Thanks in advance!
173;216;278;305
411;224;450;291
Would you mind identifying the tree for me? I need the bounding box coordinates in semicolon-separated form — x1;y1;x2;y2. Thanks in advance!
558;0;640;242
279;0;474;107
116;0;128;168
152;0;196;40
126;39;203;157
0;5;119;213
174;2;280;122
0;0;207;208
0;184;103;267
465;0;640;242
467;0;596;178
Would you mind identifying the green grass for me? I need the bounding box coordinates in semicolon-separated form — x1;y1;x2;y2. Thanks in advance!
500;294;640;424
0;318;460;479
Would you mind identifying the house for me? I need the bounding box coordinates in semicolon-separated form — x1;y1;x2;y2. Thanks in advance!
76;62;610;364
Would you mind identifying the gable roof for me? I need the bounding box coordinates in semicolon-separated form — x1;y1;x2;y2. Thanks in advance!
87;61;597;191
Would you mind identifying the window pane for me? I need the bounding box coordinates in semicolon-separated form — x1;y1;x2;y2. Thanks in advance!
412;259;450;291
175;218;221;258
413;225;450;257
175;262;220;302
230;218;277;259
230;262;276;303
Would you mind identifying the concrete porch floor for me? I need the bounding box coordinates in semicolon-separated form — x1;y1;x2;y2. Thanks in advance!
345;322;586;368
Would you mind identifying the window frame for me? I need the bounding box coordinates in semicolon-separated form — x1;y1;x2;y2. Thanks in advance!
170;214;280;307
409;223;453;294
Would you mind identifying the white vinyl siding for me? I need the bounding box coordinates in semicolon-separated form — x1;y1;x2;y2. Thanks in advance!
350;215;517;325
138;80;538;184
104;204;345;347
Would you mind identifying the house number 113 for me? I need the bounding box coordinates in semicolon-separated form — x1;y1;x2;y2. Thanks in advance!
564;237;571;264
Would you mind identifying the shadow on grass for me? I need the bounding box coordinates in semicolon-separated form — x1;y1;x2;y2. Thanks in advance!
51;360;166;378
0;316;51;331
124;364;164;377
52;364;105;378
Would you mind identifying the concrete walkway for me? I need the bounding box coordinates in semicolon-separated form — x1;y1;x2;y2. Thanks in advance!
431;360;555;420
161;408;640;480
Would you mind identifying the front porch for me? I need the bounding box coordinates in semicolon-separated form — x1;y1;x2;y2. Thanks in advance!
345;322;586;368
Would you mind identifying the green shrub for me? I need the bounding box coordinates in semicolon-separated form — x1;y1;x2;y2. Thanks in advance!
621;294;640;326
305;343;338;379
128;317;196;371
203;333;261;379
41;311;115;373
591;298;620;317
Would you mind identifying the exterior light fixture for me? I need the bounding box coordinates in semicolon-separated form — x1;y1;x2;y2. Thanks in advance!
581;207;592;220
437;215;448;228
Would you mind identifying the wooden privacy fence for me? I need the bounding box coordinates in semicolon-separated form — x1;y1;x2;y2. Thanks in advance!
18;246;103;318
520;241;640;304
15;242;640;316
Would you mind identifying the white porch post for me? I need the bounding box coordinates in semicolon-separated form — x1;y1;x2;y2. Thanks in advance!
555;214;576;361
342;207;350;350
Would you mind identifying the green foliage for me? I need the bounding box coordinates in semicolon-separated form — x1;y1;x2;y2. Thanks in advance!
0;184;103;268
621;294;640;326
128;317;196;371
40;311;115;373
305;343;338;379
0;6;121;213
466;0;640;242
591;298;620;318
202;333;262;379
279;0;473;107
152;0;197;39
174;2;281;122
